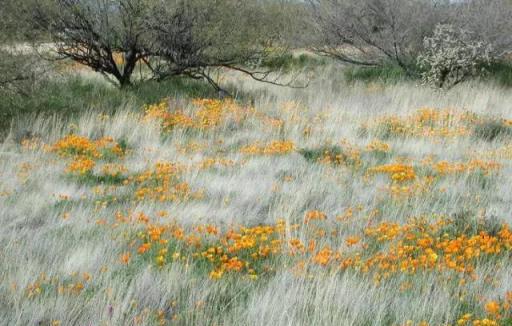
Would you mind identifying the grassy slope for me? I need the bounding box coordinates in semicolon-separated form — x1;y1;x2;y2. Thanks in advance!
2;66;512;325
0;69;218;138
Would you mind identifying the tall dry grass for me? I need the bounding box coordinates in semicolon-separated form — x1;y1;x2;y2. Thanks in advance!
1;66;512;325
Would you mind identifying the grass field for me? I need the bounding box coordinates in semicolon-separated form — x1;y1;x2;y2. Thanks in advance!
2;65;512;325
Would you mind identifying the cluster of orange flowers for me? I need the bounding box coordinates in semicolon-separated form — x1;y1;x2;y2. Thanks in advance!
51;134;126;176
143;97;305;138
66;156;96;175
52;134;124;159
482;294;512;320
455;293;512;325
304;210;327;224
366;157;501;198
368;163;416;183
127;162;202;202
305;217;512;283
192;98;246;129
240;140;295;155
367;108;478;138
51;135;205;203
366;139;391;153
205;223;285;279
431;160;501;176
119;208;512;288
103;204;512;326
143;98;248;132
52;134;101;158
143;100;194;130
366;161;428;198
128;213;286;280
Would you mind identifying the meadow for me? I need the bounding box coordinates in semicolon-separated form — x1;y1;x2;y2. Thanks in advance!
2;64;512;326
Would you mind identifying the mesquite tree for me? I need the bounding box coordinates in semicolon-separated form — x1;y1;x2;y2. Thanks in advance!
33;0;288;89
307;0;445;73
35;0;152;87
449;0;512;60
146;0;282;90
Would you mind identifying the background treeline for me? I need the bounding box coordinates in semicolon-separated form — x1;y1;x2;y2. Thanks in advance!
307;0;512;88
1;0;512;130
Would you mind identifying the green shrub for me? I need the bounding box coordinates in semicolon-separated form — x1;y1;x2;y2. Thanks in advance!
259;53;326;72
300;146;342;163
131;78;217;103
486;61;512;87
299;145;360;167
343;64;413;84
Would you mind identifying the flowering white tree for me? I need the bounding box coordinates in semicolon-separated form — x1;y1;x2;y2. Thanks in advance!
418;24;492;89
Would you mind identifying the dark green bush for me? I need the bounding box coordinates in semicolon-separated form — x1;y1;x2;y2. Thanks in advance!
343;64;414;84
299;145;360;167
260;53;326;72
300;146;343;163
486;61;512;87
